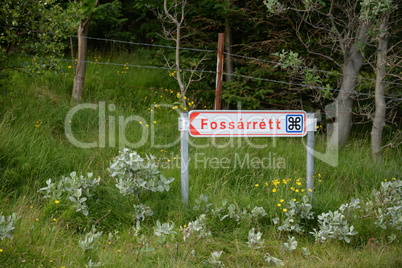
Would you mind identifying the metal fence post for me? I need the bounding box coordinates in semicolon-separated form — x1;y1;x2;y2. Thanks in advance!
179;113;189;207
306;113;317;197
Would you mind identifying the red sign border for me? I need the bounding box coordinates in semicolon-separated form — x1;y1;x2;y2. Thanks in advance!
188;110;307;137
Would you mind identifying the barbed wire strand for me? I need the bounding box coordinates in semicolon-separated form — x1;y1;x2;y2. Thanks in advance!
74;35;402;87
1;24;401;87
79;75;402;122
83;75;402;126
28;60;398;123
226;52;402;87
16;53;402;102
73;35;215;53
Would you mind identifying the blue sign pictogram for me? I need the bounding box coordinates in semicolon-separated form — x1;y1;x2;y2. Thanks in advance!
286;115;303;133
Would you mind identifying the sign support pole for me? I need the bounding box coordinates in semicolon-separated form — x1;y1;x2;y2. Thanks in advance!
179;112;189;207
306;113;317;197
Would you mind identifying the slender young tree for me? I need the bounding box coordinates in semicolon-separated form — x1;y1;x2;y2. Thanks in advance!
224;0;234;83
361;0;399;162
162;0;187;108
157;0;207;110
265;0;370;147
71;0;99;102
371;13;389;162
328;18;369;148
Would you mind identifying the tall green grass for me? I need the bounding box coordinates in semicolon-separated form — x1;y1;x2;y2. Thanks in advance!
0;50;400;267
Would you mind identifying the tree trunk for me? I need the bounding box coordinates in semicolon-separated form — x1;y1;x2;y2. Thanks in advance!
71;0;99;102
329;22;369;148
175;23;186;109
224;0;233;83
328;61;355;148
163;0;186;109
72;19;91;102
371;14;389;163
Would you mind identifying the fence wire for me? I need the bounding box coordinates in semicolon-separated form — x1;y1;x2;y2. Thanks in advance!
18;52;402;102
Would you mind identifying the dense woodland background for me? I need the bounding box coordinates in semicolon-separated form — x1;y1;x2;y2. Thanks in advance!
1;0;401;158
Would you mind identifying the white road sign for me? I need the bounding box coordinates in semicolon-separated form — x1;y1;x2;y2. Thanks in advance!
188;110;307;137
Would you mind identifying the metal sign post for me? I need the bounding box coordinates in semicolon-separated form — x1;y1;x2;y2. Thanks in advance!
178;113;189;207
306;113;317;197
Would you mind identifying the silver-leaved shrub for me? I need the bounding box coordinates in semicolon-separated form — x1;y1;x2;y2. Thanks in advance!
153;220;177;245
182;213;211;241
206;251;224;267
282;236;298;252
38;172;100;216
78;225;103;251
310;199;360;243
364;179;402;230
0;212;19;240
264;252;285;266
133;203;154;222
247;228;265;249
311;210;358;243
273;195;314;233
108;148;174;196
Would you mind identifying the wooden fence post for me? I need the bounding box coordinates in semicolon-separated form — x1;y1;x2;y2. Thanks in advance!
214;33;225;110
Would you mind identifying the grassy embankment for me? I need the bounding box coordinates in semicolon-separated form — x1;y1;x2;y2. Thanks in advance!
0;51;400;267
